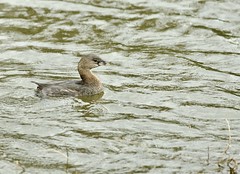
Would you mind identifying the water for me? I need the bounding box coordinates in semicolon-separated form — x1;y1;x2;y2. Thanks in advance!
0;0;240;173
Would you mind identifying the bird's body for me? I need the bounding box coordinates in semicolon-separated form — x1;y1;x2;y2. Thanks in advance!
32;54;106;97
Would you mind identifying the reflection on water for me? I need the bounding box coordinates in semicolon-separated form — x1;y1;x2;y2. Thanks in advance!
0;0;240;173
76;92;104;103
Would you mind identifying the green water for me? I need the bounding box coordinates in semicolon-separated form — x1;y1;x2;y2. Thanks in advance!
0;0;240;173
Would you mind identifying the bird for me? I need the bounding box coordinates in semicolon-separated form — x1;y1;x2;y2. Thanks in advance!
32;54;106;97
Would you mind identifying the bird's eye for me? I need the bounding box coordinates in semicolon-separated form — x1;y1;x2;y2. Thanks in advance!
93;58;99;62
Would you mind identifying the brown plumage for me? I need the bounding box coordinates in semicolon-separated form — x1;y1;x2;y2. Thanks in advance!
32;54;106;97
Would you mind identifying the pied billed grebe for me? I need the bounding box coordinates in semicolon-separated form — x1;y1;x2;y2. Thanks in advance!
32;54;106;97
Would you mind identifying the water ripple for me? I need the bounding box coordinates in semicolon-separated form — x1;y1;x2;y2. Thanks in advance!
0;0;240;173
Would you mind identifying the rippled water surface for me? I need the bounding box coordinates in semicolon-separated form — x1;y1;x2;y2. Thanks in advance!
0;0;240;173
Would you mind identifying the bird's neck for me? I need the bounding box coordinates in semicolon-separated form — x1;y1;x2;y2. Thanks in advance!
78;68;101;85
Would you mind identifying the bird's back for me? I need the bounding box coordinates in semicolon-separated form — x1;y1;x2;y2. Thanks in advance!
32;80;103;97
